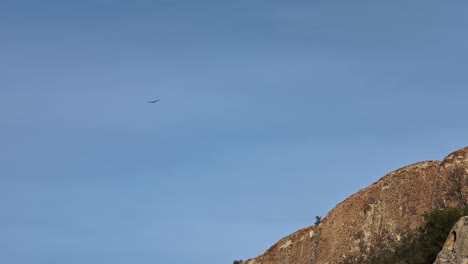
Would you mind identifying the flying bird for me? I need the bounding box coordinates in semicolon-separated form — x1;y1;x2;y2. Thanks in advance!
147;100;159;103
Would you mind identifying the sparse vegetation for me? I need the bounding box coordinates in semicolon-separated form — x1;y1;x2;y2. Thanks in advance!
314;216;322;225
375;208;467;264
233;260;243;264
341;207;468;264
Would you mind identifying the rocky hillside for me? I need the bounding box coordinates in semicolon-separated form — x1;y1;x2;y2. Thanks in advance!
434;216;468;264
243;146;468;264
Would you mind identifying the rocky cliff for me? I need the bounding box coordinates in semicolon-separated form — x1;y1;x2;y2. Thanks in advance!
434;216;468;264
243;146;468;264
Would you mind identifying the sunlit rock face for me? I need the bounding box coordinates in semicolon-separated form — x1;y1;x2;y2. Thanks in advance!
243;146;468;264
434;216;468;264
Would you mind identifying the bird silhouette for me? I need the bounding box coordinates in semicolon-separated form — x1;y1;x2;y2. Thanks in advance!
147;100;159;103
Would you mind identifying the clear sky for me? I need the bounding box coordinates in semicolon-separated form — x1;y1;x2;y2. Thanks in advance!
1;1;468;263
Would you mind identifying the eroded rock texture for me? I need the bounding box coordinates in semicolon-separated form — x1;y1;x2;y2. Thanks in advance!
244;146;468;264
434;216;468;264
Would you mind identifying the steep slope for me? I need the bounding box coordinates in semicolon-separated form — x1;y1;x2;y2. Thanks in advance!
243;146;468;264
434;216;468;264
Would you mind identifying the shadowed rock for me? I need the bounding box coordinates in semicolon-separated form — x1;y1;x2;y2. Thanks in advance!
434;216;468;264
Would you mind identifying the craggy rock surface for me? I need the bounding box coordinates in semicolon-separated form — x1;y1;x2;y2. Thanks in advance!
434;216;468;264
243;146;468;264
243;226;319;264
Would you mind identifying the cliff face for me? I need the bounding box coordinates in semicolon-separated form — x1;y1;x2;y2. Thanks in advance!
244;146;468;264
434;216;468;264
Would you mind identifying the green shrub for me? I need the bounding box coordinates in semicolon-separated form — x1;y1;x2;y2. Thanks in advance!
315;216;322;225
381;207;468;264
341;207;468;264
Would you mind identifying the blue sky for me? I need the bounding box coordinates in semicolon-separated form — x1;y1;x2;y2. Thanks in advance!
1;1;468;263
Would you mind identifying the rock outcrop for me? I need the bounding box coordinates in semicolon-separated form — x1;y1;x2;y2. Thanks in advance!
434;216;468;264
244;146;468;264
